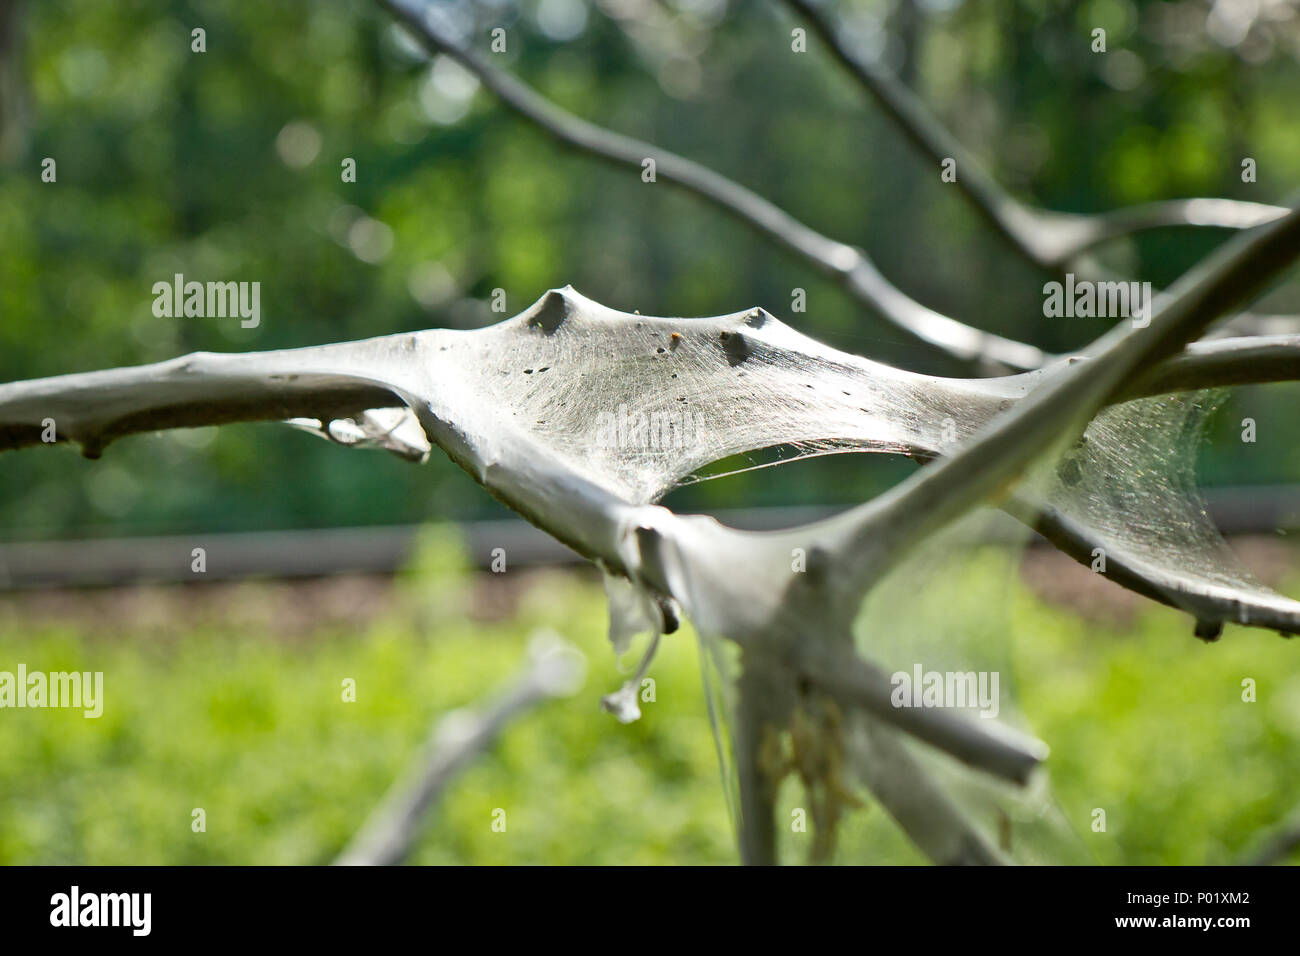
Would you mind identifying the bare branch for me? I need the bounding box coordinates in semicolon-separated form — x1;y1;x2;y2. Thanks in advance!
779;0;1288;269
335;633;585;866
848;716;1009;865
735;654;781;865
1128;334;1300;397
377;0;1047;370
790;632;1048;784
0;341;405;459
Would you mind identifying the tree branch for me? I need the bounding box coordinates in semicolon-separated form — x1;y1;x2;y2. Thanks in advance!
735;653;781;865
1128;334;1300;397
848;716;1009;865
377;0;1047;370
790;631;1047;784
0;342;405;458
335;633;585;866
778;0;1288;269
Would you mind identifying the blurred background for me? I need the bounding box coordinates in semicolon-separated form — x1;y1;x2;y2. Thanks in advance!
2;0;1300;864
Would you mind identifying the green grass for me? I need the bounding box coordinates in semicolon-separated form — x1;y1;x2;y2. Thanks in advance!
1;527;1298;865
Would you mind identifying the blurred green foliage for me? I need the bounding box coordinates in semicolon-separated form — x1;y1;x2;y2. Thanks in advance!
2;0;1299;539
0;528;737;864
2;529;1298;864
